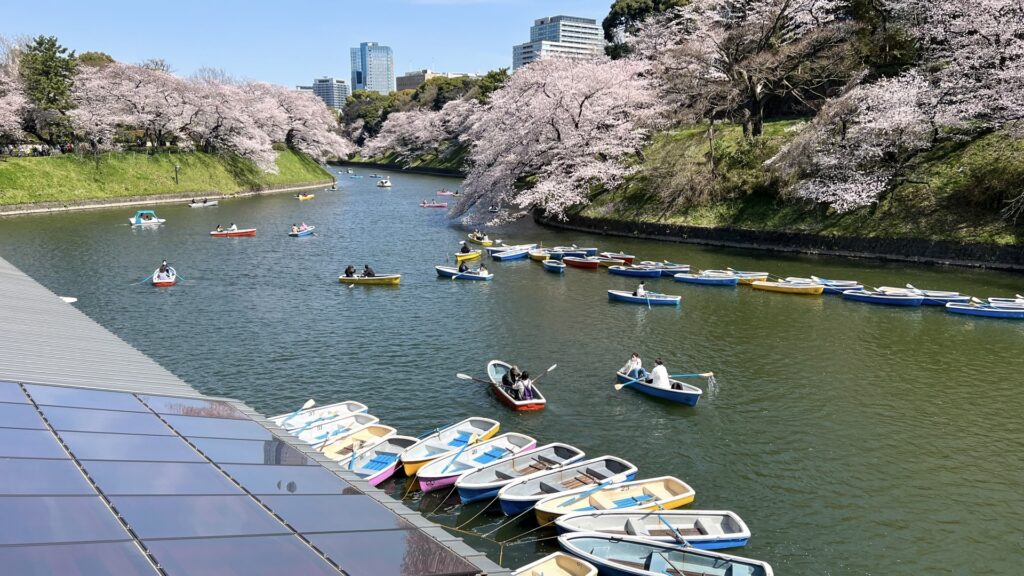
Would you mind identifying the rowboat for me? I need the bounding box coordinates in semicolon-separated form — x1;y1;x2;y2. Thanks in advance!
553;246;598;256
607;266;663;278
497;456;637;516
293;413;379;447
607;290;681;306
563;257;602;269
420;202;448;208
842;289;923;306
435;266;494;281
533;476;695;525
615;371;702;406
493;247;532;261
400;417;500;476
485;243;536;256
129;210;164;226
558;533;774;576
416;432;536;492
289;226;316;237
437;190;455;196
672;272;739;286
376;179;392;188
455;250;483;263
296;194;315;200
988;297;1024;307
599;252;635;264
796;276;863;294
547;249;589;260
750;280;824;295
456;443;586;504
188;200;218;208
528;248;552;261
338;274;401;285
209;228;257;238
152;267;177;287
596;257;627;267
466;233;494;247
946;302;1024;319
878;286;971;305
543;260;566;273
369;173;383;178
270;400;369;431
321;424;397;462
554;510;750;550
512;552;597;576
638;261;691;276
712;269;768;284
486;360;547;411
348;435;419;486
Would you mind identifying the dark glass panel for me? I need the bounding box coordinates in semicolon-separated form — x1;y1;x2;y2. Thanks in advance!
24;384;146;412
139;395;247;420
110;495;290;539
0;381;27;403
0;541;157;576
221;464;350;495
190;437;313;466
144;535;340;576
308;530;480;576
81;461;241;495
0;402;45;429
0;496;128;545
60;431;202;462
0;428;66;458
41;406;172;436
258;494;412;533
0;458;93;495
164;414;272;440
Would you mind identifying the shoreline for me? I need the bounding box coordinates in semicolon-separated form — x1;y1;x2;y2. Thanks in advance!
0;180;334;217
536;212;1024;273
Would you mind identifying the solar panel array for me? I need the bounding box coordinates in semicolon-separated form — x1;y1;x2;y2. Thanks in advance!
0;380;481;576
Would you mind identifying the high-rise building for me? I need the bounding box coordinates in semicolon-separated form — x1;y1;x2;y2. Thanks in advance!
512;15;605;70
350;42;396;94
395;69;479;92
310;77;351;109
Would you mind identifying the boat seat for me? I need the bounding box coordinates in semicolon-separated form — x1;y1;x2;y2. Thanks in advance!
494;469;516;480
612;493;654;508
535;454;560;466
644;552;671;573
364;453;399;471
727;566;756;576
643;485;675;501
473;447;509;464
586;466;614;479
625;518;649;537
539;481;564;494
448;431;473;447
695;517;724;536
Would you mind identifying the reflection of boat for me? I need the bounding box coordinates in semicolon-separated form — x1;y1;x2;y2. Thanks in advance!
512;552;597;576
558;533;774;576
152;267;177;287
209;228;256;238
338;274;402;285
129;210;164;226
188;199;218;208
554;509;751;550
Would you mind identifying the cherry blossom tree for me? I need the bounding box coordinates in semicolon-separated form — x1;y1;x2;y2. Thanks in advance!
363;99;479;161
0;37;26;138
244;82;355;161
452;56;663;222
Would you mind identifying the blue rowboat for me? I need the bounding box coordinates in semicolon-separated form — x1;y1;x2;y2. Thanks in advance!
607;290;681;306
435;266;493;281
553;246;598;256
946;302;1024;319
673;272;739;286
485;243;536;256
542;260;566;273
615;371;701;406
548;250;588;260
456;442;586;504
554;509;751;550
558;533;774;576
608;266;663;278
492;247;531;261
288;225;316;237
842;290;923;306
877;286;971;306
497;455;637;516
790;276;864;294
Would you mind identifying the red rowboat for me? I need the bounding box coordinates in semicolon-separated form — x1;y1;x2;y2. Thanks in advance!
210;228;257;237
563;256;601;269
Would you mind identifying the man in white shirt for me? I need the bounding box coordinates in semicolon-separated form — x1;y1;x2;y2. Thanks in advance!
634;282;647;297
648;358;670;390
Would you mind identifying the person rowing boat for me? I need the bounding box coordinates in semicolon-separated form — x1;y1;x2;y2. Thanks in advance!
620;352;647;381
363;264;376;278
459;241;471;254
343;265;356;278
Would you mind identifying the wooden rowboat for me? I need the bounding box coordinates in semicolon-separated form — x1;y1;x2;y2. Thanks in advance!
751;280;824;295
152;267;177;287
466;233;493;247
455;250;483;263
456;443;586;504
554;509;751;550
321;424;397;461
533;476;695;525
348;435;419;486
486;360;547;411
270;400;369;431
338;274;401;285
416;432;536;492
607;290;681;306
615;371;702;406
497;456;637;516
558;533;774;576
210;228;257;237
400;417;500;476
512;552;597;576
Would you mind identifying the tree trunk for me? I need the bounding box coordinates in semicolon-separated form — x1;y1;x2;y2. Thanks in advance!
706;120;717;177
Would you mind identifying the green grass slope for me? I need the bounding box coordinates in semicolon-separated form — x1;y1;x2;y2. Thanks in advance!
0;149;331;206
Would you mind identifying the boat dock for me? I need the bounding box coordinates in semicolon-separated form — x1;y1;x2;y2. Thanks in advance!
0;255;509;575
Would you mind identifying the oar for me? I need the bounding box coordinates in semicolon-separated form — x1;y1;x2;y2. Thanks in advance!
530;364;558;384
656;513;691;547
456;373;493;385
133;274;154;285
558;479;613;508
441;434;477;473
417;422;453;439
348;447;358;470
614;376;645;391
280;399;316;426
669;372;715;379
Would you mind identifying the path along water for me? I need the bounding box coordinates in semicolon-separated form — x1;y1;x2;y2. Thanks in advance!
1;168;1022;574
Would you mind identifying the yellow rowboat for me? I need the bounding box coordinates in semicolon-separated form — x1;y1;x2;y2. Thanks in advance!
467;233;494;247
533;476;695;525
297;194;315;201
512;552;597;576
528;248;551;262
400;417;500;476
456;250;483;263
338;274;401;286
321;424;397;461
751;280;824;295
597;258;626;268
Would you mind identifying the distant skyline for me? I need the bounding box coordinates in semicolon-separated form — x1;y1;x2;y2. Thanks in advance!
1;0;612;87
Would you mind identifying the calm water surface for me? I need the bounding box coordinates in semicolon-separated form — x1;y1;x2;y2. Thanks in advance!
1;169;1022;574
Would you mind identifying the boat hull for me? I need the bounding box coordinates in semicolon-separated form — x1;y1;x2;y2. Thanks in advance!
493;249;530;261
210;229;256;237
751;281;824;295
946;303;1024;319
418;435;537;492
616;372;701;406
673;274;739;286
557;534;774;576
486;360;547;411
542;260;566;273
842;290;923;306
554;509;750;550
339;274;401;285
607;266;662;278
456;250;482;263
152;267;177;287
563;257;601;269
533;476;695;525
607;290;680;306
466;234;493;247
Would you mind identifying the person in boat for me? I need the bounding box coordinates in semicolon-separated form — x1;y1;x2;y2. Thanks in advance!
291;224;299;234
646;359;671;390
478;264;489;275
343;265;356;278
634;281;647;298
459;241;471;254
621;352;647;381
215;224;224;233
191;198;196;204
363;264;375;277
299;222;308;231
202;198;208;204
458;261;469;273
502;366;521;395
513;371;534;401
228;223;237;232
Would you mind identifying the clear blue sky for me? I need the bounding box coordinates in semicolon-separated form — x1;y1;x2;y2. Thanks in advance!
2;0;612;86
